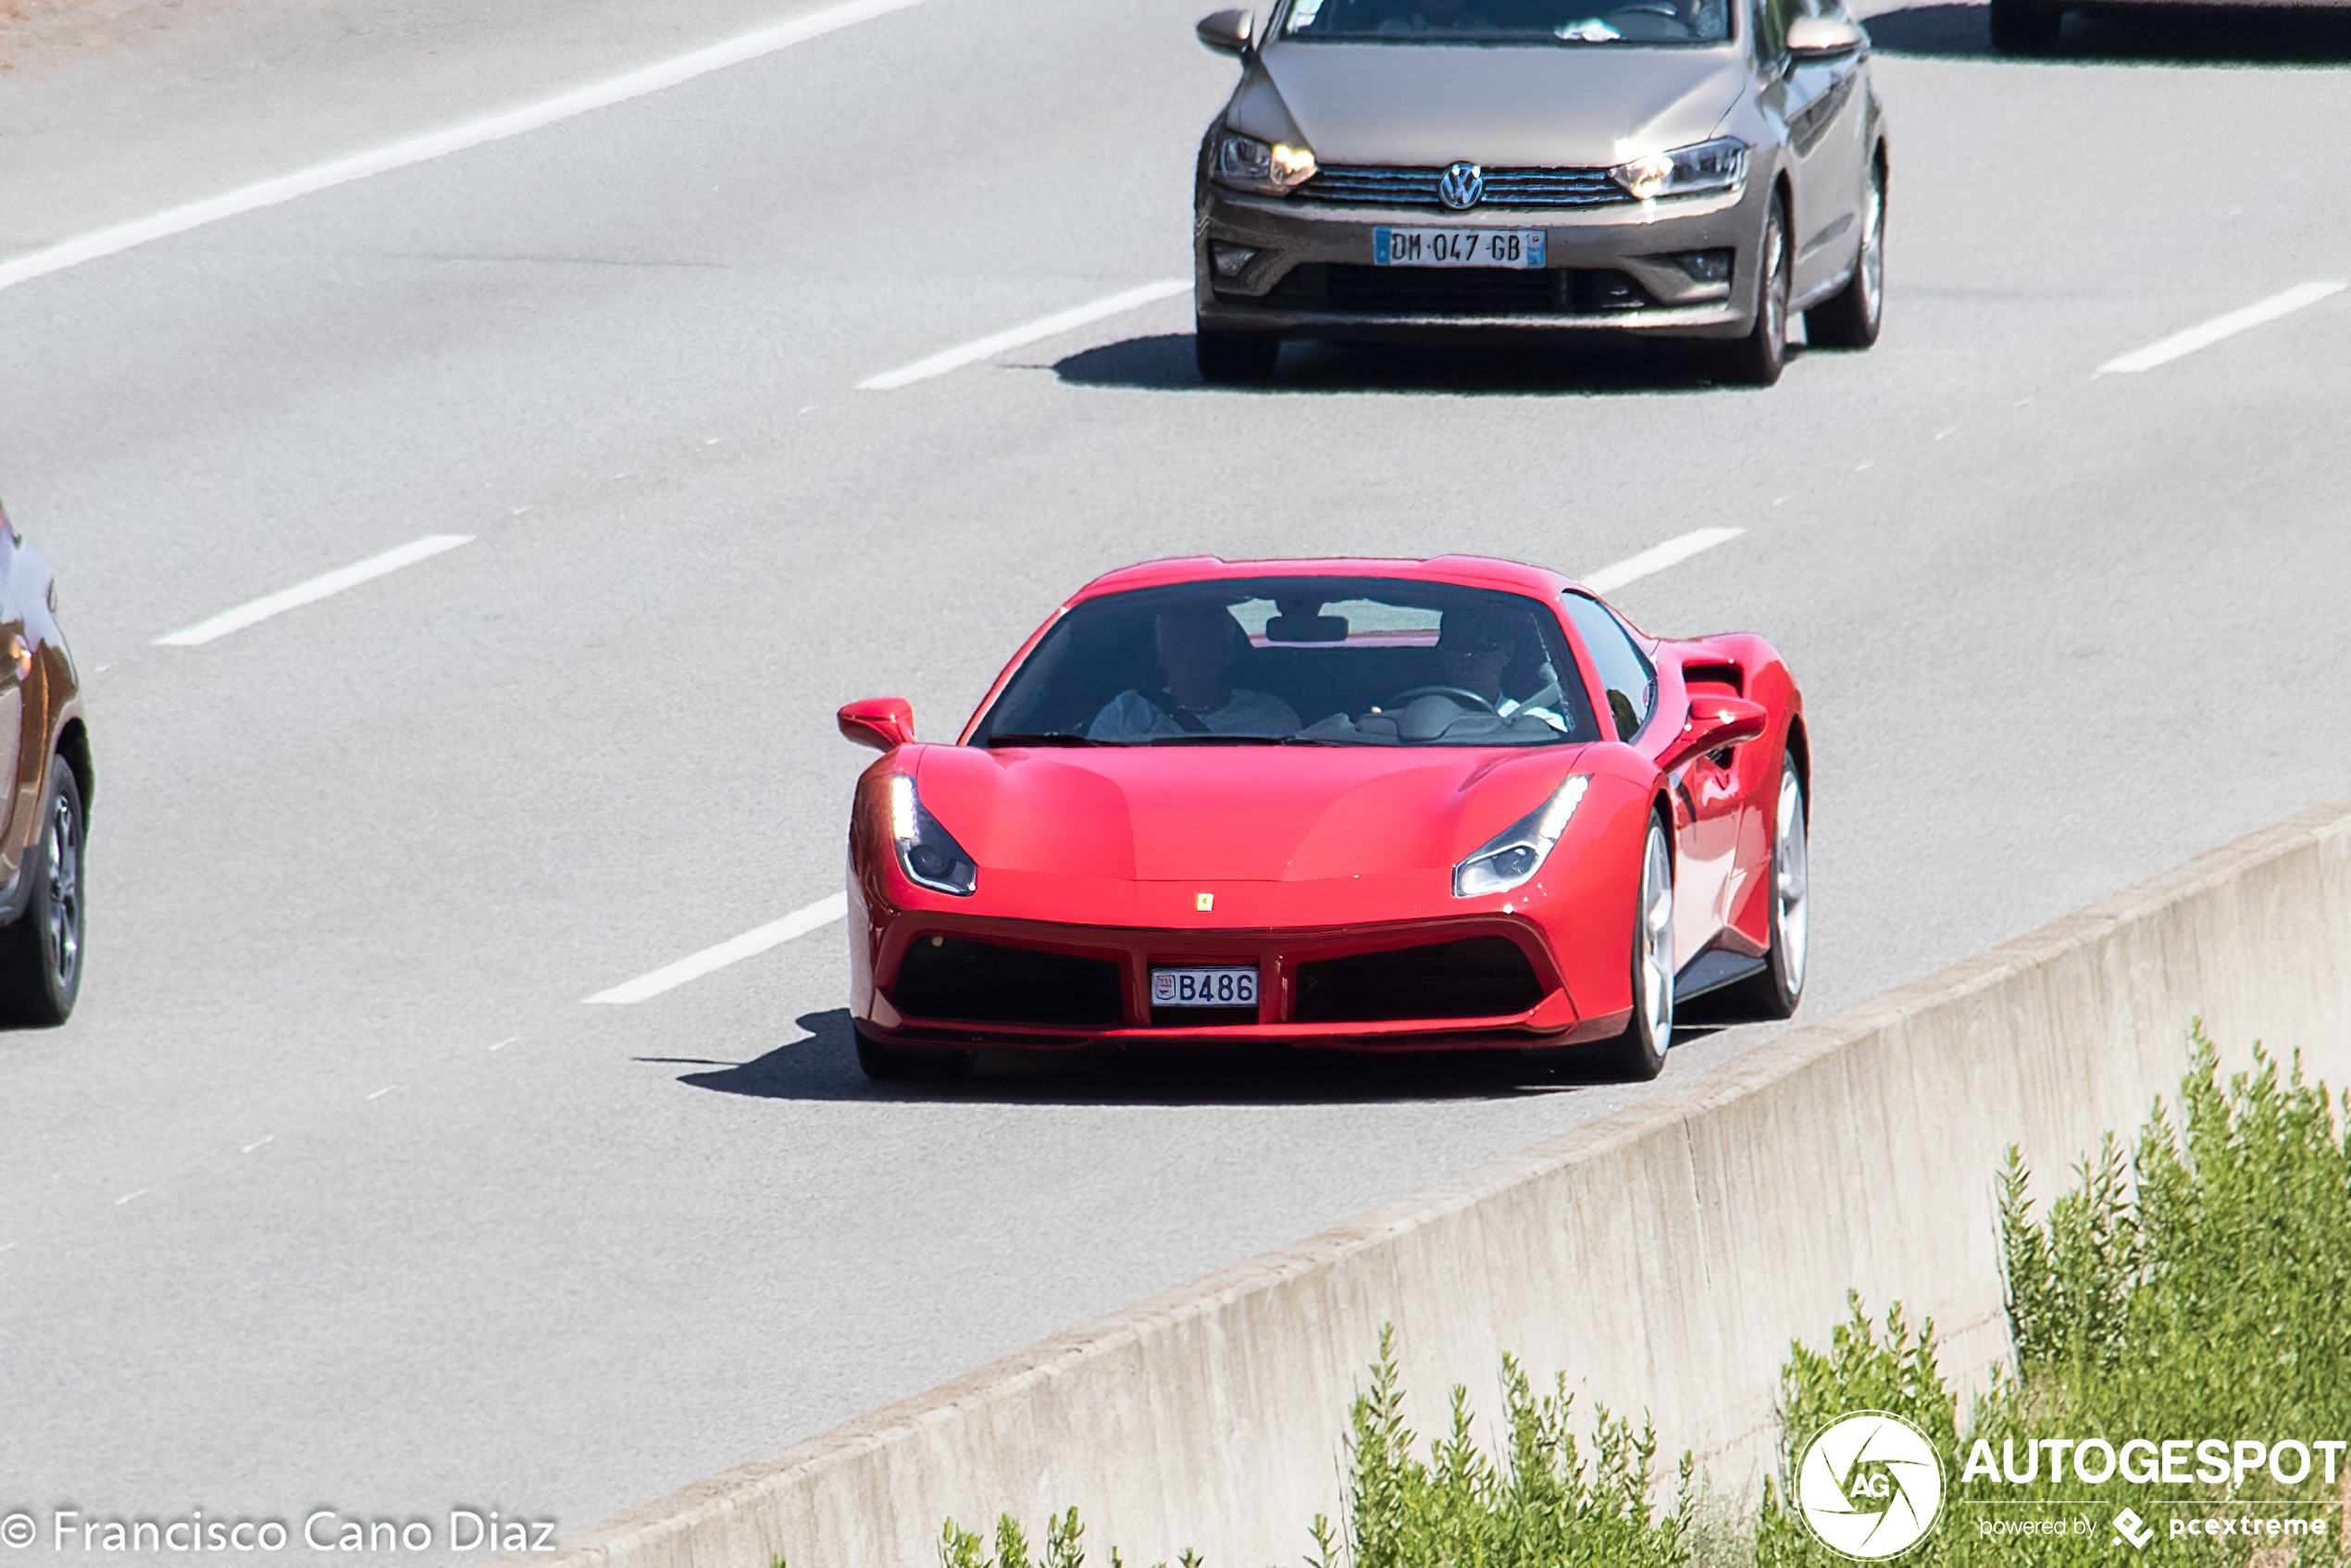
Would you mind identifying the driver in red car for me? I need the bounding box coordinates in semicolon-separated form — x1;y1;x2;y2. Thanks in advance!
1434;605;1574;733
1087;602;1301;740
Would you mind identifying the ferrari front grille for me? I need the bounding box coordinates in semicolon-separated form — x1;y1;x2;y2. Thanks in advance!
889;936;1125;1027
1293;937;1543;1024
1294;165;1627;209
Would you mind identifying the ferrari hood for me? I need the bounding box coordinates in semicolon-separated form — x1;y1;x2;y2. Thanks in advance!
914;743;1589;884
1242;41;1746;168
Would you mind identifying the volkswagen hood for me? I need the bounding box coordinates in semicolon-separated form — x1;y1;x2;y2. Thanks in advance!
1233;40;1748;168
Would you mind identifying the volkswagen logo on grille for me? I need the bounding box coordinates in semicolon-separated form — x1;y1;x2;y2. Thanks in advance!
1438;161;1486;210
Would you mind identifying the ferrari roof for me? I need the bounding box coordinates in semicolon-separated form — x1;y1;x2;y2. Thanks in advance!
1069;554;1578;604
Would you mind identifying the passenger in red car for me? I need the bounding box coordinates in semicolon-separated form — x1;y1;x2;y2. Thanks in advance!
1086;602;1301;740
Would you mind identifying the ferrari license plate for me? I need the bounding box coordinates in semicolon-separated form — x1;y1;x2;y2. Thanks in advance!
1375;228;1546;268
1151;966;1259;1008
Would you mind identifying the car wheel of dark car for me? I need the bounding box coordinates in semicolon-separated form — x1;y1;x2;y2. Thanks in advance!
0;754;84;1027
853;1026;976;1083
1195;327;1280;386
1723;193;1790;388
1601;815;1675;1080
1806;158;1885;351
1988;0;2063;54
1729;751;1809;1021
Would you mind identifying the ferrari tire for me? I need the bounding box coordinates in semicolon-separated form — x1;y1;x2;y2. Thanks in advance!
0;754;85;1027
1722;193;1790;388
1599;814;1675;1081
1195;326;1280;386
1988;0;2062;53
853;1026;975;1083
1805;156;1885;351
1729;751;1809;1021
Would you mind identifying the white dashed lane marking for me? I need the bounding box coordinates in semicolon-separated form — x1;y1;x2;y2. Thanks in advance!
2099;281;2346;375
585;891;850;1005
861;280;1190;391
153;535;473;648
1582;528;1745;594
0;0;933;293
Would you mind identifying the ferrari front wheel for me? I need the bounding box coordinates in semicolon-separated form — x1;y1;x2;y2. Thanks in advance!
1733;752;1809;1020
1601;815;1675;1081
853;1026;976;1083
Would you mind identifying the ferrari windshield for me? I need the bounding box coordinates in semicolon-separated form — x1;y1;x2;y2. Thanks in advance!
970;579;1597;748
1281;0;1731;44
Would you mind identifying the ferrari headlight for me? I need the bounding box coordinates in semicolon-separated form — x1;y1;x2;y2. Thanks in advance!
1452;777;1590;899
1213;130;1317;196
889;774;976;897
1609;137;1748;202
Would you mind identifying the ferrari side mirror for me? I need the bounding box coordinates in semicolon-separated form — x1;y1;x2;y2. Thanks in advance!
1196;8;1255;56
839;697;914;752
1786;16;1867;58
1656;694;1768;773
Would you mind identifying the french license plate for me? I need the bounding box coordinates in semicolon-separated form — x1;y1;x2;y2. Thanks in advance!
1151;966;1259;1008
1375;228;1546;268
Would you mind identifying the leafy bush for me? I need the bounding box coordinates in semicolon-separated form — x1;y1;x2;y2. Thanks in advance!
943;1032;2351;1567
1760;1030;2351;1566
941;1325;1693;1568
1328;1325;1693;1568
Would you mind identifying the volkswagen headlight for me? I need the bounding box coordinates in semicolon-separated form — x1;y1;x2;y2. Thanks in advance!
1609;138;1748;202
1213;130;1317;196
889;774;977;897
1453;777;1590;899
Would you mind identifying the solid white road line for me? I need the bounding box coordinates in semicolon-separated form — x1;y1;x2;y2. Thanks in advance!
2098;281;2347;376
0;0;930;292
366;1085;400;1101
1581;528;1746;594
153;534;473;647
585;891;849;1004
114;1190;148;1206
861;280;1190;390
240;1135;274;1154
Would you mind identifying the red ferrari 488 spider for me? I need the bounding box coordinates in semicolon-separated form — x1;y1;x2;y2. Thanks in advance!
837;555;1806;1082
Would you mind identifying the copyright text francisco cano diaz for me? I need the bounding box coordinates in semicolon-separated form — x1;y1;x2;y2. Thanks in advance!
0;1506;558;1557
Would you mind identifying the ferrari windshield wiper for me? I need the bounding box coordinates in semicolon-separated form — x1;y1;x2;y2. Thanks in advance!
984;732;1099;747
1139;734;1284;746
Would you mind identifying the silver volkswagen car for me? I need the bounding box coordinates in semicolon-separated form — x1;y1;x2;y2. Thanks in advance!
1190;0;1886;386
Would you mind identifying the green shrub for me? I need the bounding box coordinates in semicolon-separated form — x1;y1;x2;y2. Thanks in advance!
1760;1030;2351;1566
941;1031;2351;1567
941;1325;1692;1568
1327;1325;1693;1568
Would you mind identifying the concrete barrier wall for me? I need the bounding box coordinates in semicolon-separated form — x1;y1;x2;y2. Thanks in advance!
547;800;2351;1568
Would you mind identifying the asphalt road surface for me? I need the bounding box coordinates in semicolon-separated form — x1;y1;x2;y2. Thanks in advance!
3;0;2348;1552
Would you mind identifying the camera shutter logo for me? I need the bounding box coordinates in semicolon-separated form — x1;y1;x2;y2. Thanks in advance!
1795;1411;1946;1560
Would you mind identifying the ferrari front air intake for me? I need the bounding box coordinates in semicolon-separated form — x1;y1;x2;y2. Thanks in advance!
1293;937;1543;1024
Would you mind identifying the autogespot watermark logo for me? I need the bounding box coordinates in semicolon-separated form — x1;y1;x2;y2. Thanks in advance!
1796;1412;1947;1560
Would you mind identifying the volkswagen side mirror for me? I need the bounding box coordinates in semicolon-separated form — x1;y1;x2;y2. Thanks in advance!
1196;8;1255;56
1786;16;1868;58
839;697;914;752
1656;695;1769;773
